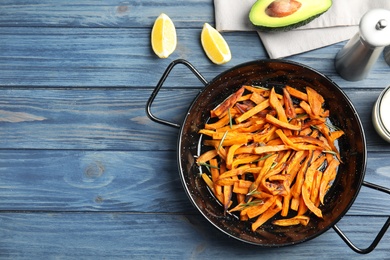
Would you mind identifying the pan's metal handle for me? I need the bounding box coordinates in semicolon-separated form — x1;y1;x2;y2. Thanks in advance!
146;59;208;128
333;181;390;254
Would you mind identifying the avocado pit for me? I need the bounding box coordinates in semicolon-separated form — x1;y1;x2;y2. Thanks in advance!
266;0;302;17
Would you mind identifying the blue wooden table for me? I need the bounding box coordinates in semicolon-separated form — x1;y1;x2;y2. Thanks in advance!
0;1;389;259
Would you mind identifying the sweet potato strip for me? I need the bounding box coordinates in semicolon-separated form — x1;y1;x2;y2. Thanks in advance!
235;145;256;155
285;150;307;181
315;123;341;161
238;94;252;102
231;154;261;169
286;85;308;101
299;101;314;117
276;129;321;151
306;87;324;117
269;87;288;123
266;114;301;131
216;178;237;186
211;86;245;118
210;131;244;140
330;130;345;143
319;158;340;204
201;173;214;192
311;170;323;205
196;149;218;164
301;156;326;218
218;165;251;179
291;150;313;205
236;99;270;123
283;88;297;119
281;193;292;217
204;113;231;130
246;195;278;219
243;85;270;95
250;153;278;192
197;84;343;231
233;179;252;194
273;215;310;226
274;218;300;226
223;184;233;214
209;159;222;199
251;197;283;231
289;136;330;150
250;91;266;105
226;144;243;169
254;145;289;154
203;138;248;147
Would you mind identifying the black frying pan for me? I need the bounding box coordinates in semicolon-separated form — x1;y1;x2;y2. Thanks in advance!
146;59;390;253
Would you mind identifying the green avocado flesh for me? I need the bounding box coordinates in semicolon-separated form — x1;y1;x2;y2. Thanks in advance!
249;0;332;32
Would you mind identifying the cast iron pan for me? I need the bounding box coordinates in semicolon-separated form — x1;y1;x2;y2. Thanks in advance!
146;59;390;253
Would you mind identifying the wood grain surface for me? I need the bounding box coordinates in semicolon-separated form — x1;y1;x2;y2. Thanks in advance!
0;1;389;259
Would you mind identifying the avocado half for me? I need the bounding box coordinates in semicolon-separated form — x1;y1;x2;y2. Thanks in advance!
249;0;332;32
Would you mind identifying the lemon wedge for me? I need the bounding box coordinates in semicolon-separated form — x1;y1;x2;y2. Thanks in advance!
151;13;177;58
201;23;231;65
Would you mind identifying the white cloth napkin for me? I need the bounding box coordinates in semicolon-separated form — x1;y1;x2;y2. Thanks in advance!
214;0;390;58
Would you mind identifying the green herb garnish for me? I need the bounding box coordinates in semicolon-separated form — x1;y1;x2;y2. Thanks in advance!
270;161;278;169
325;121;341;131
239;200;264;209
218;130;229;152
197;162;219;170
252;153;273;164
323;150;337;156
252;85;269;90
247;189;262;196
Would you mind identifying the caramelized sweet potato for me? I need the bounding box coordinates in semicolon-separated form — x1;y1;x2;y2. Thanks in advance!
197;85;343;231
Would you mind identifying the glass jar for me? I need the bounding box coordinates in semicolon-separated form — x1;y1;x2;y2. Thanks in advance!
372;85;390;143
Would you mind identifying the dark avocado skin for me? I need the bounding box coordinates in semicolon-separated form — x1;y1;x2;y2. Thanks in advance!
254;12;324;32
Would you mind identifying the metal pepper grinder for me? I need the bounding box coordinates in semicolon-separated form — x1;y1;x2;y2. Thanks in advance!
385;45;390;66
335;9;390;81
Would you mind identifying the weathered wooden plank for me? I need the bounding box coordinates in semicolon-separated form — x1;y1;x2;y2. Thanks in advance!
0;28;389;88
0;150;191;213
0;213;389;259
0;88;389;151
0;149;389;215
0;27;263;87
0;88;193;150
0;0;213;28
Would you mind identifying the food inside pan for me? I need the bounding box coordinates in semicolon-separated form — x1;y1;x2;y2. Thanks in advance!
196;84;344;231
177;59;366;246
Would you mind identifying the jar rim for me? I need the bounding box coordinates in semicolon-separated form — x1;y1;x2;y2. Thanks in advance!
373;86;390;143
378;86;390;134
